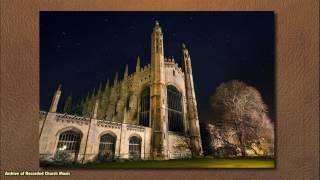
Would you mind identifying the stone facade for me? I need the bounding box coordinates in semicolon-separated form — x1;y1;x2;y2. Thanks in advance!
39;21;203;163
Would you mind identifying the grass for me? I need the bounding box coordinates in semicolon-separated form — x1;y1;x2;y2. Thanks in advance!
43;158;275;169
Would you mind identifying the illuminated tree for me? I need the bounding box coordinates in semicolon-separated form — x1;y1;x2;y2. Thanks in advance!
210;80;273;157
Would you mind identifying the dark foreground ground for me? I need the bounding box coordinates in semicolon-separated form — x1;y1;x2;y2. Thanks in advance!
42;158;275;169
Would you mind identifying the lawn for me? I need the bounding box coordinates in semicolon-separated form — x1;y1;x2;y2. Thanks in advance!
43;158;275;169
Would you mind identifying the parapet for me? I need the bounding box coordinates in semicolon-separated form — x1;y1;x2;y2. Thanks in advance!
141;64;151;73
164;59;184;76
55;113;90;122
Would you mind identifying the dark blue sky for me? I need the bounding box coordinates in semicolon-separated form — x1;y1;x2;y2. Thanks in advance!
40;12;275;123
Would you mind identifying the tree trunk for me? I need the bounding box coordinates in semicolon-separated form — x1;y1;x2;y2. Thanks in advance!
239;137;246;157
237;126;246;157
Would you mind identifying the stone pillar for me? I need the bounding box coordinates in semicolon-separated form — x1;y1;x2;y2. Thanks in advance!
83;118;98;163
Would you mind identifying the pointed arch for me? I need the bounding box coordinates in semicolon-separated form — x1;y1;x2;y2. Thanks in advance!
167;85;184;132
55;127;83;163
139;86;150;127
98;134;116;160
128;135;142;160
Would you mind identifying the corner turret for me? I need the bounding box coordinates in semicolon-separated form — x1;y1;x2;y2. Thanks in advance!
150;20;167;159
181;43;203;157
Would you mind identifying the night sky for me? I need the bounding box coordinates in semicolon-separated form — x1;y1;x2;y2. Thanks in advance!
40;12;275;123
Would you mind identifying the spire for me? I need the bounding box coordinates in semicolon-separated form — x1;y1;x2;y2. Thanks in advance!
97;81;103;98
136;56;141;72
85;91;90;101
93;98;99;119
113;72;118;85
103;79;111;101
82;91;90;117
91;88;96;99
124;64;128;79
104;79;110;92
63;95;73;114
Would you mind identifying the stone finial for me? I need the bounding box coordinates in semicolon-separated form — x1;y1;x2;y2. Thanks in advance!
58;84;62;91
182;43;189;58
182;43;186;49
153;20;161;32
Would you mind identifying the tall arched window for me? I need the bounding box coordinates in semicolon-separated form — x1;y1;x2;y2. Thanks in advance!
139;87;150;127
56;130;81;153
167;86;183;132
98;134;116;159
129;136;141;159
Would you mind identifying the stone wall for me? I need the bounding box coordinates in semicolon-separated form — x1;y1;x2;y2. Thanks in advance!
39;112;152;163
104;64;151;125
167;132;192;159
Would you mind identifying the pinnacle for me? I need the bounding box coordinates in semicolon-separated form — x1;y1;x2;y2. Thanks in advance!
58;84;62;91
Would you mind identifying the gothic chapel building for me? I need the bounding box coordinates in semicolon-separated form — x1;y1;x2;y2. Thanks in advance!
39;21;203;163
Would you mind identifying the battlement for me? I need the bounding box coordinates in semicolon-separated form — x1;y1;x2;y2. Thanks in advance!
164;61;184;76
164;57;176;63
140;63;151;73
118;63;151;84
40;111;148;130
97;119;122;129
127;124;146;132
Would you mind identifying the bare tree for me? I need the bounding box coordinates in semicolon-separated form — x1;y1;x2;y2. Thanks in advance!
210;80;273;157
